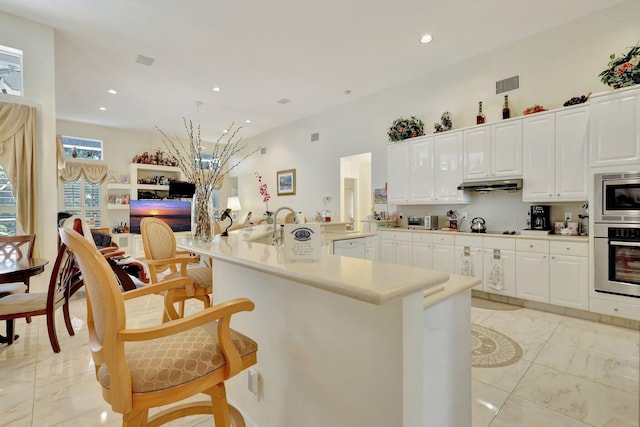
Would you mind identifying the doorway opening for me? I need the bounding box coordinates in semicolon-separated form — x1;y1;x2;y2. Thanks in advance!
340;153;371;231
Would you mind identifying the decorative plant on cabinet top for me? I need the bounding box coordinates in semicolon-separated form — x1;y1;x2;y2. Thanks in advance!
387;116;425;142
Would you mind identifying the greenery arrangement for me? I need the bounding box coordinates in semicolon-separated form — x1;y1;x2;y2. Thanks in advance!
599;43;640;89
387;116;425;142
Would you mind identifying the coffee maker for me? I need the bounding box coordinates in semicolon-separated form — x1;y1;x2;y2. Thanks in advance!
530;205;551;230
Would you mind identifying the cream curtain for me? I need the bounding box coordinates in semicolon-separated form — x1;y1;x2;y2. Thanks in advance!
0;102;37;235
58;156;108;184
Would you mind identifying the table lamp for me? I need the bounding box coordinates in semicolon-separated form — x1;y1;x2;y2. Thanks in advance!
226;196;242;220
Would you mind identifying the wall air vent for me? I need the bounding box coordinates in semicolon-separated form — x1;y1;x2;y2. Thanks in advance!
135;54;155;66
260;147;267;155
496;75;519;94
310;132;320;142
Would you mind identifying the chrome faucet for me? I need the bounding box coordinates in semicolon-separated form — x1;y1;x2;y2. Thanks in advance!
272;207;300;242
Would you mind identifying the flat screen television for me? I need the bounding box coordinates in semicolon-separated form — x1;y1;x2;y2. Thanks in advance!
168;180;196;199
129;199;191;234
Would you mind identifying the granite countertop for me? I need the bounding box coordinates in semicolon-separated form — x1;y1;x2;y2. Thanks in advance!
177;225;475;305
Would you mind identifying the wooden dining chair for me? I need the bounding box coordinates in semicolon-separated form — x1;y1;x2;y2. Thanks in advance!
140;217;213;319
59;228;257;427
0;234;37;325
0;241;78;351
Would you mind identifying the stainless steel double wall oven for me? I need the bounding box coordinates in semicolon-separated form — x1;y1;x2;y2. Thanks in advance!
594;171;640;298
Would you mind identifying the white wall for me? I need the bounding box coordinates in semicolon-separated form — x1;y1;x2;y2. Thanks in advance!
0;11;56;281
233;0;639;226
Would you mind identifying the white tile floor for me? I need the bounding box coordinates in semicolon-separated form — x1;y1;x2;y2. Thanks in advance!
471;304;640;427
1;292;638;426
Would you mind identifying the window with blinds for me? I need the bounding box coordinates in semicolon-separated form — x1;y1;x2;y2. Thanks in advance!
0;165;16;235
61;136;104;226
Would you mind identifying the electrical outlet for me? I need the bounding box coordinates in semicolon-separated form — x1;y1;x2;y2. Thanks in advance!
461;212;468;220
247;368;260;400
323;195;331;203
564;211;572;221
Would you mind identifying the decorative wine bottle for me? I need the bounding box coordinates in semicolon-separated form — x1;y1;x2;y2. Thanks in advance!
476;101;485;125
502;95;511;119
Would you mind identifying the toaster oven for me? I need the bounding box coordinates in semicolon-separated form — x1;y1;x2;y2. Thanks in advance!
407;216;438;230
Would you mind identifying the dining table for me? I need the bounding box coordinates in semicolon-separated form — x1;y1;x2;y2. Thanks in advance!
0;257;48;343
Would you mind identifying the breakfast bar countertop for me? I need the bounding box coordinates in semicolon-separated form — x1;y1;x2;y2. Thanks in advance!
178;224;459;305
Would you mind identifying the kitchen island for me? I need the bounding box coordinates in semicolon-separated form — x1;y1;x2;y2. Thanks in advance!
178;225;479;427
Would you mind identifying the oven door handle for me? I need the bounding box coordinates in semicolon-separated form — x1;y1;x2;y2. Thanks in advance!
610;240;640;247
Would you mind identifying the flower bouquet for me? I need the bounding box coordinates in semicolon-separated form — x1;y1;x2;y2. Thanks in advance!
387;116;425;142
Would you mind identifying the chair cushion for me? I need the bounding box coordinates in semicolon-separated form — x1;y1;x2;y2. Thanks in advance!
164;266;213;293
0;292;64;315
97;322;257;393
0;283;27;297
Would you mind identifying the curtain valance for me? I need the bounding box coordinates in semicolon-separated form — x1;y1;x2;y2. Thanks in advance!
58;157;108;184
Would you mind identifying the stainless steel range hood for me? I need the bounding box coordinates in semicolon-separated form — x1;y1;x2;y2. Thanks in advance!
457;178;522;192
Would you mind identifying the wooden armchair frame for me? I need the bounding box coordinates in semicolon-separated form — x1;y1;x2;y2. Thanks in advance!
60;228;257;427
140;217;212;318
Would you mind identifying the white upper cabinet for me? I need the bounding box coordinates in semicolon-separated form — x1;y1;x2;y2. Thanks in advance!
590;86;640;168
555;106;589;199
386;142;410;204
463;120;522;181
387;133;467;204
522;112;556;201
463;125;491;180
409;136;435;202
434;130;467;202
491;120;523;178
522;106;588;202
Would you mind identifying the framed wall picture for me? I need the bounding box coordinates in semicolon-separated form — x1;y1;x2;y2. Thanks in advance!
277;169;296;196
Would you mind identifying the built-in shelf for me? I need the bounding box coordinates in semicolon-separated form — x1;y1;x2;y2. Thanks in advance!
107;204;130;210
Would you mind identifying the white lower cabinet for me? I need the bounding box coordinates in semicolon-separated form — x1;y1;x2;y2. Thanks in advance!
431;234;455;274
549;241;588;309
482;237;516;297
515;239;550;303
411;232;433;269
454;235;483;290
378;231;412;266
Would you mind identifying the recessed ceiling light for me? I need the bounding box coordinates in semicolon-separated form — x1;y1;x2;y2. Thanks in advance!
222;129;228;133
245;119;251;124
212;87;221;92
420;34;433;44
107;89;118;95
99;107;107;111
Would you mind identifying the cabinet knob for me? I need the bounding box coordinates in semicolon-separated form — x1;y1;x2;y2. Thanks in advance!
549;194;553;197
557;193;560;196
552;256;555;259
566;247;570;251
614;308;619;312
529;244;533;248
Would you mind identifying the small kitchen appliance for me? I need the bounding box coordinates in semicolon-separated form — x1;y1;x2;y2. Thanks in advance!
407;215;438;230
470;217;487;233
530;205;551;230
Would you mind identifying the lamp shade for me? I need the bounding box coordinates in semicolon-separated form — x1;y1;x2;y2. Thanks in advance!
226;196;241;212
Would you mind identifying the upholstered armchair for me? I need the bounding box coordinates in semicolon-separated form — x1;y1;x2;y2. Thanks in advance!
59;228;258;427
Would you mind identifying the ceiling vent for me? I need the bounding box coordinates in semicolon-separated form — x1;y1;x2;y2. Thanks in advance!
496;75;519;94
310;132;320;142
277;98;291;104
135;54;155;66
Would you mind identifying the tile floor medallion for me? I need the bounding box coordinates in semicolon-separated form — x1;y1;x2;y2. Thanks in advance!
472;324;523;368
